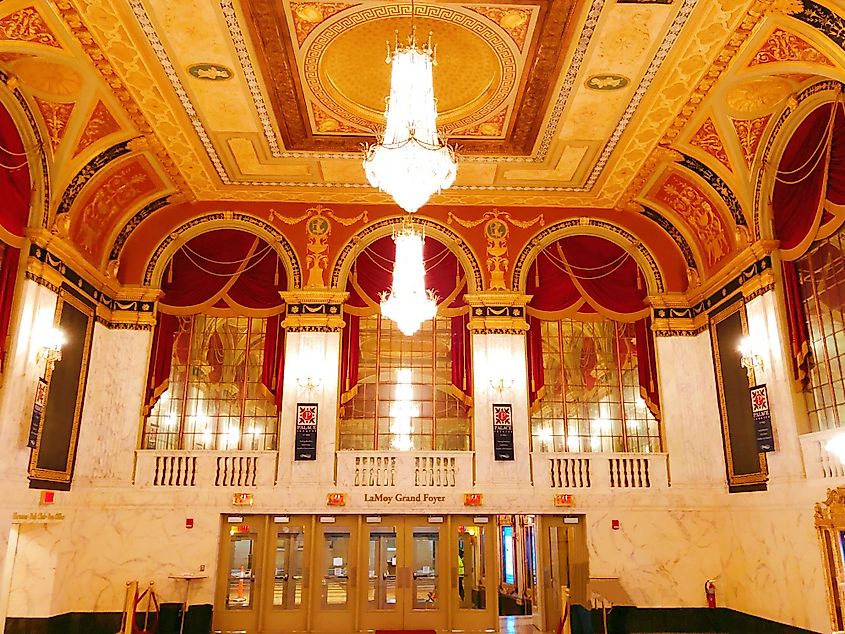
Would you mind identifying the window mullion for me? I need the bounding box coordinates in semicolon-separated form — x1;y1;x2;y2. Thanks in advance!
613;323;629;453
178;316;195;450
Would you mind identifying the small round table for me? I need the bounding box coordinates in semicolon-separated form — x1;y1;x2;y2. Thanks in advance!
168;574;208;634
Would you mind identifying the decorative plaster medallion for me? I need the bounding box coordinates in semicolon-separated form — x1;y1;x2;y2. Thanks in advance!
9;58;82;97
187;63;234;81
585;74;630;90
725;77;793;116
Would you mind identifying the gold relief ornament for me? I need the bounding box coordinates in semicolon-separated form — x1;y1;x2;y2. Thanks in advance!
52;213;71;238
749;28;834;66
660;176;729;268
0;7;61;47
270;205;367;288
448;209;544;290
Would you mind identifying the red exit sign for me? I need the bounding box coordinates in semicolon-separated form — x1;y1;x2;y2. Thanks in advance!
463;493;483;507
327;493;346;507
554;494;574;507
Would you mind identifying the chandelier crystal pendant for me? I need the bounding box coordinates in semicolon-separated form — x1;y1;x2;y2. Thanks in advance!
379;220;438;336
363;19;457;213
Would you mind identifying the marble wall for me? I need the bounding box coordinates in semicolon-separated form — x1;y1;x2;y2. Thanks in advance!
0;286;840;633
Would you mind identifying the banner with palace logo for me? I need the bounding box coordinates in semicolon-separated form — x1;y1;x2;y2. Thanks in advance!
493;403;514;461
295;403;318;460
750;385;775;453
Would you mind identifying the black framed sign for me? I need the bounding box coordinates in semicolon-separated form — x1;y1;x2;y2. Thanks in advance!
493;403;514;461
294;403;318;460
27;378;48;449
750;384;775;453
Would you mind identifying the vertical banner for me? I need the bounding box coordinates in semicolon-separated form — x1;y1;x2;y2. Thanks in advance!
294;402;318;460
750;384;775;452
27;378;48;449
493;403;514;461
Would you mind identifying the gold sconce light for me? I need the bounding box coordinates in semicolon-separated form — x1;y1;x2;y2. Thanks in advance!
36;327;65;374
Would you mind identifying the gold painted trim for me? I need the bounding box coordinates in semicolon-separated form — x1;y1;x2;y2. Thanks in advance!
28;289;95;483
708;298;768;487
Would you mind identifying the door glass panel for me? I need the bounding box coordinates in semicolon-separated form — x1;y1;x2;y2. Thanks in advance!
274;530;304;608
322;531;350;608
457;523;486;609
226;535;255;609
412;528;438;609
368;529;398;610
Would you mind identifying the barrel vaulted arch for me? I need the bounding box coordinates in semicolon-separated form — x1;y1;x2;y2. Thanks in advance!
512;219;669;297
143;213;302;290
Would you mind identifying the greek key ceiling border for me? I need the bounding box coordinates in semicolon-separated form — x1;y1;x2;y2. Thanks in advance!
329;217;484;291
511;219;665;293
129;0;697;192
143;213;302;287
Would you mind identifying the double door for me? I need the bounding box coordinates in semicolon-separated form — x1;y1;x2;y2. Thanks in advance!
213;514;496;633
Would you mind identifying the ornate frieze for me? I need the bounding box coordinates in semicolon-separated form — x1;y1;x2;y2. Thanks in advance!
465;292;531;333
282;289;348;331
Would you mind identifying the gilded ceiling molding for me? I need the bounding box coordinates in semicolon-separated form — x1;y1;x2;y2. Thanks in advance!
51;0;189;194
753;79;843;240
511;219;665;295
652;255;773;336
143;213;302;288
329;216;484;293
146;0;698;195
26;243;157;328
790;0;845;51
447;209;544;290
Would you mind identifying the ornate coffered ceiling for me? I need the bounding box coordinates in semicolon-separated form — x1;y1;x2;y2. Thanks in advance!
1;0;844;299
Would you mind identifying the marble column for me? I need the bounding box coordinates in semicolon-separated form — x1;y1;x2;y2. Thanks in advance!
73;323;153;486
279;291;347;486
466;293;532;489
655;330;727;488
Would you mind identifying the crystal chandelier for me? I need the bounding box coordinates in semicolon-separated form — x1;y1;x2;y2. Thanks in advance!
380;220;438;336
363;10;457;213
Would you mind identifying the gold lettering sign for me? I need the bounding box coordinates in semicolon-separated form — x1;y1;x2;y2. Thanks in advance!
363;493;447;504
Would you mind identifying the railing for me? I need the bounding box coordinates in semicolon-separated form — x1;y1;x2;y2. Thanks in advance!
800;429;845;479
336;451;474;488
134;451;277;488
533;452;669;490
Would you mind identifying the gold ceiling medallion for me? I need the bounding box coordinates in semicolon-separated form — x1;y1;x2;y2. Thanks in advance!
187;63;233;81
585;74;630;90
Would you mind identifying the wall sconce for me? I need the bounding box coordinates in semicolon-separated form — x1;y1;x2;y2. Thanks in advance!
36;326;65;374
738;336;764;379
297;376;323;393
489;377;514;395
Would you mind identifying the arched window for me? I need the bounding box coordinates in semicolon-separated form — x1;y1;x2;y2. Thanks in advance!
775;96;845;431
338;233;472;451
525;235;661;453
142;229;287;450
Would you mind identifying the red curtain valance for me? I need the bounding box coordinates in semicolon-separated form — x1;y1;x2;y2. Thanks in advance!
160;229;287;316
774;99;845;259
526;235;648;320
146;229;287;413
340;232;471;404
525;235;659;420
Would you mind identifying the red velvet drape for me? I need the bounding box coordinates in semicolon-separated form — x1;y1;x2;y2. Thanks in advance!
782;261;810;386
634;316;660;418
0;243;20;371
144;313;178;414
773;101;845;253
0;102;30;238
262;314;286;411
525;235;659;417
341;233;470;402
146;229;288;412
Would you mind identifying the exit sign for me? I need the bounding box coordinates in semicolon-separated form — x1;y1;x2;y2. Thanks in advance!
554;493;574;507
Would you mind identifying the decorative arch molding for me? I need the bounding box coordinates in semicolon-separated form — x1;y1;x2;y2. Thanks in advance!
143;212;302;289
55;140;131;218
679;154;747;227
754;79;843;240
640;206;699;270
329;216;485;293
512;219;666;295
0;79;49;231
108;195;170;262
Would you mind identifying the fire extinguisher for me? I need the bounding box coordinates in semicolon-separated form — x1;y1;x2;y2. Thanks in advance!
704;579;716;608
